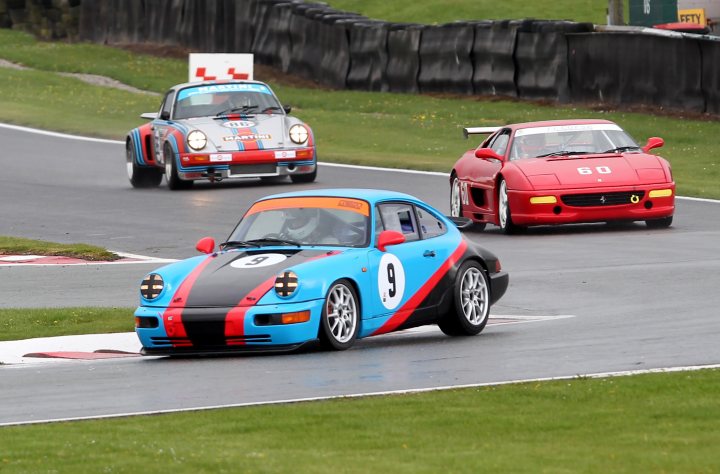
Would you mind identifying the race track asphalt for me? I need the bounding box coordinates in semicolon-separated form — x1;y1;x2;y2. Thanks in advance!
1;124;719;426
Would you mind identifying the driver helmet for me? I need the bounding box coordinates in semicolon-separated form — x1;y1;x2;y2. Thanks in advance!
284;208;319;240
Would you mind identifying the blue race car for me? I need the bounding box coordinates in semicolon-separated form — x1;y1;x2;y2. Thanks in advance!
134;189;508;355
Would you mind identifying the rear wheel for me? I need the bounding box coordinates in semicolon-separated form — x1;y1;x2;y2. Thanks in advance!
498;179;523;234
126;140;162;188
438;261;490;336
164;143;194;190
646;216;673;228
319;280;359;350
290;168;317;183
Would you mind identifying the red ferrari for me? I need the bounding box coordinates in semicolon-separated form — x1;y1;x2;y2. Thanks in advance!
449;119;675;233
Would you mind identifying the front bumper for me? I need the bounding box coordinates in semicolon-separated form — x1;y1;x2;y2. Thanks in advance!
176;148;316;181
508;185;675;226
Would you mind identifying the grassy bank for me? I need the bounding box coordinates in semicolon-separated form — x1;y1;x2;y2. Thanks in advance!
0;307;134;341
0;236;119;261
1;369;719;472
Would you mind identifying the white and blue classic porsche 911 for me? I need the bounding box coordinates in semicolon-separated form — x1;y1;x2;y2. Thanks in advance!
126;80;316;190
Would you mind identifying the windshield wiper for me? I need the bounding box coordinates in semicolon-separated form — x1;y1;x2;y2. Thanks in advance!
220;240;256;249
261;106;283;113
601;146;641;154
245;237;301;247
536;150;593;158
215;105;259;116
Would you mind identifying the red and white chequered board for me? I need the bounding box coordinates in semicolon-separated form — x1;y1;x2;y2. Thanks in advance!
189;53;254;83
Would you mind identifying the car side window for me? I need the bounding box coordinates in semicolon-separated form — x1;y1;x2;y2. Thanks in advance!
416;206;447;239
377;203;420;242
488;130;510;156
161;91;175;120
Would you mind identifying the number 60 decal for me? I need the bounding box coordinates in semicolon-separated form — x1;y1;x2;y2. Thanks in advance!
378;253;405;310
578;166;612;175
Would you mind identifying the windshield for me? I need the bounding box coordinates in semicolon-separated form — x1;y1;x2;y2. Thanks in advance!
227;197;371;248
509;124;639;160
173;83;283;120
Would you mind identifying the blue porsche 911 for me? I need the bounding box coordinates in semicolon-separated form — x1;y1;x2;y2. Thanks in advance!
134;189;508;354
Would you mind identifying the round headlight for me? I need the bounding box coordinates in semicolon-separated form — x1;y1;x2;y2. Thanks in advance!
187;130;207;151
274;271;298;297
289;124;308;145
140;273;164;300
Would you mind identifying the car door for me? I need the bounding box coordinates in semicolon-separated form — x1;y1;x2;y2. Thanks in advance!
362;201;453;336
152;90;176;164
465;128;508;216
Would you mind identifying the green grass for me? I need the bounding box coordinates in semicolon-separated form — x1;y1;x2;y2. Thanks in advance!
0;236;120;261
325;0;610;24
1;369;718;472
0;307;134;341
1;29;718;198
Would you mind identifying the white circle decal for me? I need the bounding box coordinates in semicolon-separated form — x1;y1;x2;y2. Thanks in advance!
231;253;287;269
223;121;255;128
378;253;405;310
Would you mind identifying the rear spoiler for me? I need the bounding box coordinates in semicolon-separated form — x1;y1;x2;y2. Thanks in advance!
463;127;501;139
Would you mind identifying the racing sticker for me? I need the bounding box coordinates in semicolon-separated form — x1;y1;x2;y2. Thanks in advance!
230;253;287;269
378;253;405;310
223;121;256;129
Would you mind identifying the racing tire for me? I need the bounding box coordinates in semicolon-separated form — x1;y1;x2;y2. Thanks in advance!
290;168;317;183
319;279;359;350
438;261;490;336
126;140;162;188
164;143;194;190
498;179;524;234
645;216;673;229
450;175;486;232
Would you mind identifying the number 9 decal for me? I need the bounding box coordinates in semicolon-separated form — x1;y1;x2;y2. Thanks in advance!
378;253;405;310
231;253;288;268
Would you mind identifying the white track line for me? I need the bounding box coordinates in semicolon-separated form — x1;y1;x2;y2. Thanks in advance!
2;362;718;427
2;121;717;203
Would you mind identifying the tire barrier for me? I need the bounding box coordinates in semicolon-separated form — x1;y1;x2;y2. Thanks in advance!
568;32;705;112
5;0;720;115
418;22;475;95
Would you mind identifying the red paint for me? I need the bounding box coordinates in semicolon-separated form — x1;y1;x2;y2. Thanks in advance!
224;276;277;345
374;240;468;335
194;67;217;81
227;68;249;80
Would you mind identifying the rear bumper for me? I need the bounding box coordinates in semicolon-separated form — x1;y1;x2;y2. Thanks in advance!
508;185;675;226
489;271;509;305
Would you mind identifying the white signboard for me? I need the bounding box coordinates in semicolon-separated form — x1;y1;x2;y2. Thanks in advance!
188;53;254;83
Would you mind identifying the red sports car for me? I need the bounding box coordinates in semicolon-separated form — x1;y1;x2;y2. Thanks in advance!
449;119;675;233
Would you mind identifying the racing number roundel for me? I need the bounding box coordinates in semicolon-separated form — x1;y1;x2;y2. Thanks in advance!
378;253;405;310
231;253;287;269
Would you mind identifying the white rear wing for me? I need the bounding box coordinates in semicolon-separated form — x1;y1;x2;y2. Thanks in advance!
463;126;501;139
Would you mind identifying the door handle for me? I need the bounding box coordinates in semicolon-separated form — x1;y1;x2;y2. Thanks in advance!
423;250;436;257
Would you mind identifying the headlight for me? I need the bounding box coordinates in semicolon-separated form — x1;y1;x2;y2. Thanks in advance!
289;124;308;145
187;130;207;151
274;271;298;297
140;273;164;300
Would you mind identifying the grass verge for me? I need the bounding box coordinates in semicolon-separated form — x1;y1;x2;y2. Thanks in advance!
1;369;719;472
0;307;134;341
1;29;719;198
0;236;120;262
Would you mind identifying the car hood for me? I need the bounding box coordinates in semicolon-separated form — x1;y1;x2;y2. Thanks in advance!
173;248;343;308
517;153;669;189
181;115;301;152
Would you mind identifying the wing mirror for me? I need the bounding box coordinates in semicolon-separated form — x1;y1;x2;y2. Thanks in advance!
283;105;292;114
474;148;503;160
642;137;664;153
160;111;171;121
196;237;216;254
376;230;405;252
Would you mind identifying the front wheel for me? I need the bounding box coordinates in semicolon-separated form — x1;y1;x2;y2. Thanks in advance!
319;280;359;350
126;140;162;188
438;261;490;336
645;216;673;229
164;143;194;190
498;179;523;234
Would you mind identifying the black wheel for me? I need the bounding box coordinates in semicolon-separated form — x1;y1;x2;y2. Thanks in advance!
126;140;162;188
164;143;193;190
646;216;673;229
498;179;523;234
290;168;317;183
319;280;359;350
450;175;486;231
438;261;490;336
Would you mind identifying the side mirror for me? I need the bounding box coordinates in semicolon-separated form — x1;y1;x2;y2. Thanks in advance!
474;148;503;160
140;112;158;120
376;230;405;252
642;137;664;153
283;105;292;114
196;237;216;254
160;110;171;121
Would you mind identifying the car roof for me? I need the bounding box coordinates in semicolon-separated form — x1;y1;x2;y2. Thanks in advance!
506;119;617;131
260;188;420;206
